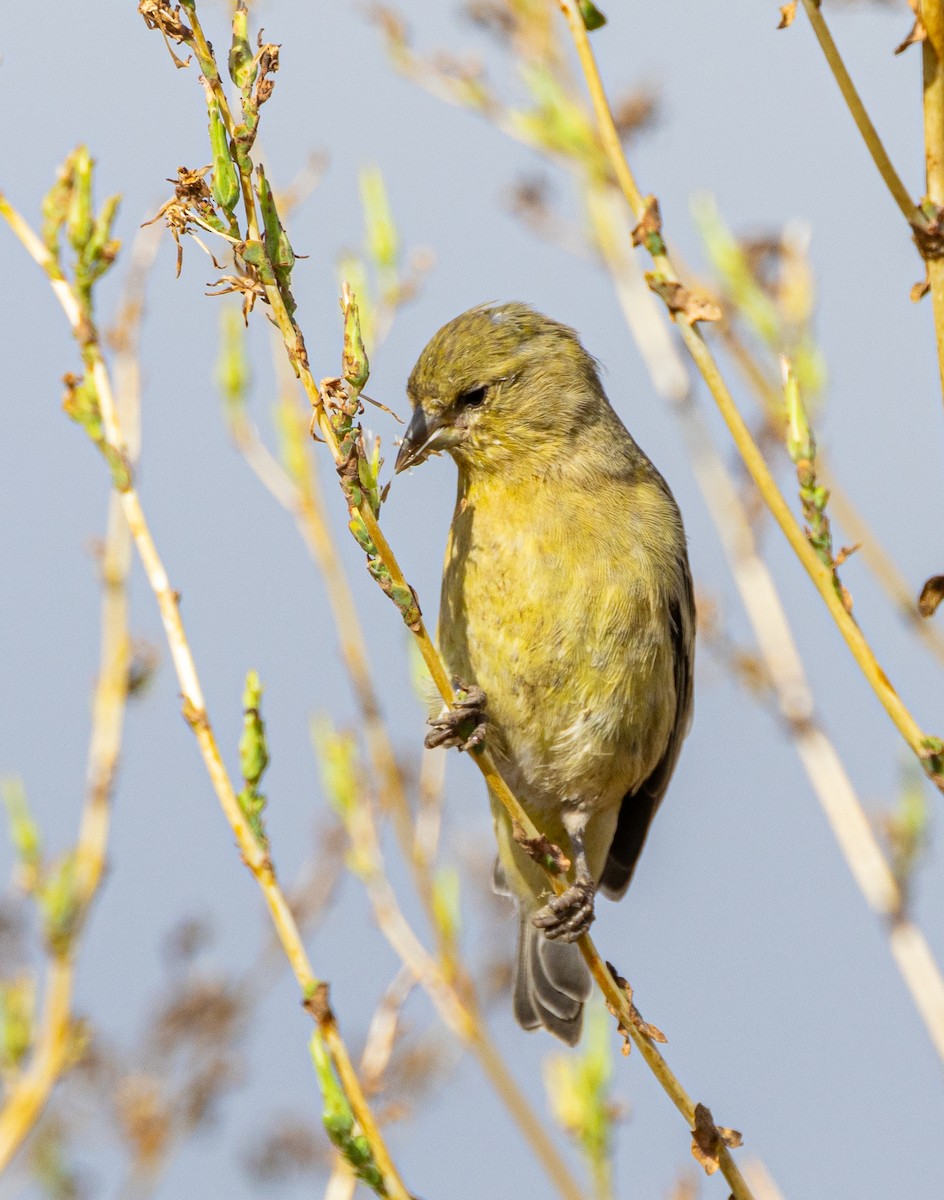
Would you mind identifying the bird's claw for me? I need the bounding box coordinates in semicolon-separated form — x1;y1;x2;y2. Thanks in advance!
424;682;487;753
532;878;596;942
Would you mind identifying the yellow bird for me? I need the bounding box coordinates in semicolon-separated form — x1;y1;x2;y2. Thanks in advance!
396;303;694;1044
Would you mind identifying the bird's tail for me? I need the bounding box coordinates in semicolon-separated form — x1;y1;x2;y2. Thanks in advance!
512;914;592;1046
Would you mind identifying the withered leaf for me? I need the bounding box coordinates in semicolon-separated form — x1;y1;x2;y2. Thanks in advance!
646;275;722;325
605;961;668;1055
690;1102;743;1176
894;16;926;55
911;273;932;303
777;2;797;30
918;574;944;618
512;820;571;874
833;543;860;568
631;196;663;248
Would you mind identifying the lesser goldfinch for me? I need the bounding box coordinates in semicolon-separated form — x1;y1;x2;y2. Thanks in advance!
396;304;694;1045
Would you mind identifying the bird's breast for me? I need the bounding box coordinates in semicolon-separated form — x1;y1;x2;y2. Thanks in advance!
439;481;679;816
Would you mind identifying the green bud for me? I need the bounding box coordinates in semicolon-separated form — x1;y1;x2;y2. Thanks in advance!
239;671;268;785
0;976;35;1071
782;356;814;464
66;147;94;254
61;372;103;442
237;670;269;849
337;254;376;349
275;394;308;487
342;289;370;392
2;777;42;880
311;718;359;819
348;513;376;555
359;166;399;275
102;442;133;492
579;0;608;30
357;449;380;516
206;94;240;216
240;239;275;283
38;853;80;954
228;1;256;91
41;157;76;259
309;1033;386;1195
84;193;122;280
518;65;596;162
544;1003;614;1172
257;166;295;274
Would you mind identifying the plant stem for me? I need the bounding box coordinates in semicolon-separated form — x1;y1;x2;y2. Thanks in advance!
923;0;944;404
557;0;944;795
718;322;944;666
799;0;919;224
346;785;588;1200
0;231;153;1166
235;396;588;1200
0;956;72;1170
0;197;411;1200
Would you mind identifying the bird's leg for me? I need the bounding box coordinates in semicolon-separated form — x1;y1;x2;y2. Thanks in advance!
425;679;487;753
532;803;595;943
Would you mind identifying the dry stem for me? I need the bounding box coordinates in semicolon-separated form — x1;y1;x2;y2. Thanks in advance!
798;0;919;224
584;180;944;1063
0;231;156;1169
923;1;944;404
232;369;588;1200
0;198;410;1200
343;783;587;1200
717;322;944;667
558;0;943;796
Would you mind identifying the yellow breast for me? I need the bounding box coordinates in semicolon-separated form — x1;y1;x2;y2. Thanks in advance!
439;470;681;820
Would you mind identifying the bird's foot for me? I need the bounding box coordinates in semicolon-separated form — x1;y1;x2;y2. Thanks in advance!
424;681;487;753
533;877;596;943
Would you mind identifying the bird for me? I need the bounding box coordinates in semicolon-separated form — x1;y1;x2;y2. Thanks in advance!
395;303;694;1045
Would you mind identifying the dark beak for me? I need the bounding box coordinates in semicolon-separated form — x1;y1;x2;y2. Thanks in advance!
395;406;462;473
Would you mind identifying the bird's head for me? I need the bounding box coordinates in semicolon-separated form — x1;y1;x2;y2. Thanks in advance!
395;303;605;476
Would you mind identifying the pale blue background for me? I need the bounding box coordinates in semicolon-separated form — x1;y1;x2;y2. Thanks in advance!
1;2;942;1198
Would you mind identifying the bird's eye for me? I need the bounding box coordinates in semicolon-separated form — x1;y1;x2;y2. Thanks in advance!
456;386;488;408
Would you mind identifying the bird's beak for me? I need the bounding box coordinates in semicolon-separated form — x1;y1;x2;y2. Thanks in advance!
395;405;465;473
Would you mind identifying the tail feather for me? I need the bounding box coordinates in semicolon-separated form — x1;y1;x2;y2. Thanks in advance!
513;916;591;1046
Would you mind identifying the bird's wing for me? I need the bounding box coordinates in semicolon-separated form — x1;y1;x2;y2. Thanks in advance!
599;559;695;900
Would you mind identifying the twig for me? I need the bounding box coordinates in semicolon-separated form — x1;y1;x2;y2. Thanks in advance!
557;0;944;796
140;7;760;1190
922;1;944;404
232;368;587;1199
334;756;589;1200
797;0;920;225
591;194;944;1065
0;229;157;1169
685;407;944;1063
717;322;944;666
0;196;410;1200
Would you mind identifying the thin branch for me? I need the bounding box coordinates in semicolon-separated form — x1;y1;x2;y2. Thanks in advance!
717;322;944;668
0;229;159;1168
0;197;410;1200
685;410;944;1062
339;781;588;1200
138;9;761;1188
230;372;589;1200
557;0;944;796
922;0;944;404
590;188;944;1065
798;0;920;225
